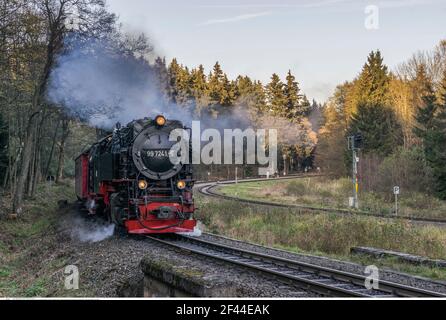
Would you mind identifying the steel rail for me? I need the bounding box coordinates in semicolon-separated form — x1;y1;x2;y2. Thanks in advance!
145;234;446;298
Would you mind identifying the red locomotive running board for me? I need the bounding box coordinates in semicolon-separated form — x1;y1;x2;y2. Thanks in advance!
125;201;196;234
125;219;196;234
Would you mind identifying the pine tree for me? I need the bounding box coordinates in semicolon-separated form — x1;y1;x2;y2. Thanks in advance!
266;73;286;116
413;81;437;140
190;65;207;99
283;70;302;120
220;74;234;107
414;73;446;199
300;94;311;116
207;62;226;106
189;65;208;110
167;58;182;103
166;59;194;107
233;76;268;115
235;75;253;97
411;64;433;112
348;102;403;156
235;76;267;108
252;80;267;112
346;51;401;159
175;65;193;107
355;50;390;106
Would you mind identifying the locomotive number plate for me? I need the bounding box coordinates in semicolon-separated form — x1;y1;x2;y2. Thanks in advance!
146;150;172;158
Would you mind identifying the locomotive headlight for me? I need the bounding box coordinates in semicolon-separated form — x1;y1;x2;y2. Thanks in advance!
177;180;186;190
155;115;166;126
138;180;148;190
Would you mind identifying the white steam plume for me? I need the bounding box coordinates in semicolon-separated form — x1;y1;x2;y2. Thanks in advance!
48;38;192;128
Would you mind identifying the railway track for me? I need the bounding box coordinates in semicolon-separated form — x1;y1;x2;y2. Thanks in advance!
197;179;446;227
146;234;446;297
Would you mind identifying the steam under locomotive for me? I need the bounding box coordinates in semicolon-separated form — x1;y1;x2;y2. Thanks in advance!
75;115;196;234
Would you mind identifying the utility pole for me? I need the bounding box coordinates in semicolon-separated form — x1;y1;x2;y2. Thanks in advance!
235;167;238;184
352;148;359;209
393;186;400;216
348;133;362;209
283;154;287;176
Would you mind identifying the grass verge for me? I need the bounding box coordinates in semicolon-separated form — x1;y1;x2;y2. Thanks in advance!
195;194;446;280
0;181;76;297
219;177;446;220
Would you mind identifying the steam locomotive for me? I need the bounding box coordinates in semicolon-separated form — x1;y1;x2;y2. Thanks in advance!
75;115;196;234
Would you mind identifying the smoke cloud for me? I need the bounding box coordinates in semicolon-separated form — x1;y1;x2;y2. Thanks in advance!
48;37;316;147
68;216;115;243
48;38;192;128
71;224;115;242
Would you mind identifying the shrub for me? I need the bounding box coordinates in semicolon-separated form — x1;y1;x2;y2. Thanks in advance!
285;180;307;196
373;147;434;196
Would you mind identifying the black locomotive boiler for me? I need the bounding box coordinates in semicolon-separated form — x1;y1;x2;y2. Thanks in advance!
75;115;196;234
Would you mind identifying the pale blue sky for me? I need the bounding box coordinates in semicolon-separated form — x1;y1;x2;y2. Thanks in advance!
106;0;446;102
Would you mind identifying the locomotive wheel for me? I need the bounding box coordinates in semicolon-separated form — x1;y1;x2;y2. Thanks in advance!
105;205;112;224
115;224;128;237
110;193;124;226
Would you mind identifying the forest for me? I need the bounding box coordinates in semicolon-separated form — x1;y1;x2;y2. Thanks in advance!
1;0;445;219
317;44;446;200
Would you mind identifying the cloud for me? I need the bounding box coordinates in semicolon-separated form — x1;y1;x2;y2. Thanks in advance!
305;82;336;102
198;0;437;10
377;0;436;9
198;0;351;9
198;11;271;26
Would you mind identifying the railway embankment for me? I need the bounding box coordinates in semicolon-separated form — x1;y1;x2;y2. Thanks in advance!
2;178;446;298
137;236;313;298
0;183;314;297
195;178;446;282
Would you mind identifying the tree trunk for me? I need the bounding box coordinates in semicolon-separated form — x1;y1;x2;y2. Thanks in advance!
9;145;21;194
27;145;35;197
27;124;39;197
12;13;64;214
13;115;38;214
56;119;69;183
30;110;47;197
30;141;41;197
55;143;65;183
2;168;9;190
44;119;60;177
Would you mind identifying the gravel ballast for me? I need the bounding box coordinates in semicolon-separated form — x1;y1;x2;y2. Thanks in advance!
200;233;446;294
48;208;314;297
44;206;446;297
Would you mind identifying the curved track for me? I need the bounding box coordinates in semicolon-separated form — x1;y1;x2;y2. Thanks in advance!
196;177;446;227
146;234;446;297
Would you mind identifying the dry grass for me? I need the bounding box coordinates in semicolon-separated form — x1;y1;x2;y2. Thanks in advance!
219;177;446;220
195;194;446;279
196;194;446;259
